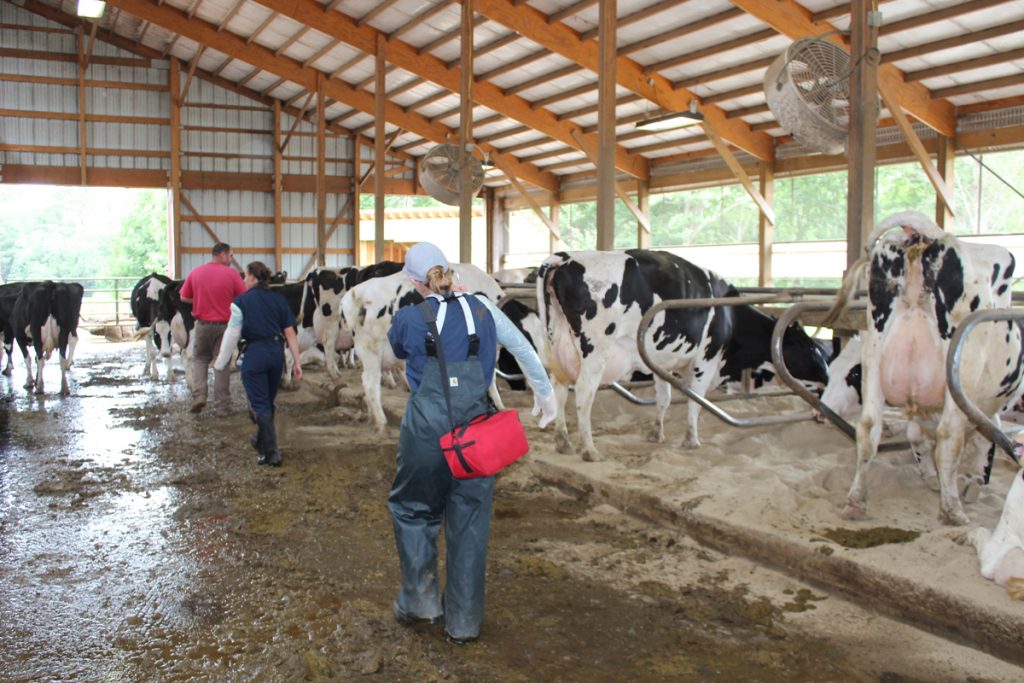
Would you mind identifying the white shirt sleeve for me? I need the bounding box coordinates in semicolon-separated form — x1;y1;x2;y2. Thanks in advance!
476;295;553;399
213;303;243;371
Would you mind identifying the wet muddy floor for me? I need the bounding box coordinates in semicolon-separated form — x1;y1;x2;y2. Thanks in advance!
0;341;1014;681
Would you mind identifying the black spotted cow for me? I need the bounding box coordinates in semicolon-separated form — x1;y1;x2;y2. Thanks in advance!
340;264;505;436
538;249;829;461
0;282;26;376
130;273;176;380
11;280;84;395
299;262;403;377
154;281;196;390
823;210;1024;525
496;298;548;391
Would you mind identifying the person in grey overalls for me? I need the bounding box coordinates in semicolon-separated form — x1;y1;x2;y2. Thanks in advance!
214;261;303;466
387;242;557;644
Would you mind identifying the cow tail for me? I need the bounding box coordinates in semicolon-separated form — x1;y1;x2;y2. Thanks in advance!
298;278;314;328
822;257;869;328
537;255;576;386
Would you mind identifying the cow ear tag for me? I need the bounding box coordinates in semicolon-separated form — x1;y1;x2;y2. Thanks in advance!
449;377;459;387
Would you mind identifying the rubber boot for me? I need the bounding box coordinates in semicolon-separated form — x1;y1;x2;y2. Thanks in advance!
256;413;282;467
249;409;262;451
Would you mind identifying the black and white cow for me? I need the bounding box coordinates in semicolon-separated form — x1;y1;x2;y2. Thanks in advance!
340;264;505;436
11;280;84;395
130;273;176;380
0;282;26;376
299;261;403;376
538;249;829;461
154;281;196;390
823;211;1024;525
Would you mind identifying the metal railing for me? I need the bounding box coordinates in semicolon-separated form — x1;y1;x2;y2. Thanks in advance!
3;276;140;327
635;291;824;430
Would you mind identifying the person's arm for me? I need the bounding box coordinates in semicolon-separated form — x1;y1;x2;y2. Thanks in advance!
179;275;193;304
477;296;557;428
283;326;302;382
213;302;243;371
387;312;409;359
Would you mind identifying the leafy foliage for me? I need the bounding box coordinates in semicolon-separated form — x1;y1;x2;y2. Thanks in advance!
108;190;170;276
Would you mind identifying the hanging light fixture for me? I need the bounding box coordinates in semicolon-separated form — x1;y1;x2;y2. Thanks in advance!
76;0;106;19
636;99;704;132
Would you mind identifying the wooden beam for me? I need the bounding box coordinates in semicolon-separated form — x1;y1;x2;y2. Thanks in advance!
169;57;182;276
375;33;387;264
472;0;774;162
77;26;87;186
460;0;475;263
847;0;878;267
571;130;651;235
757;161;774;286
252;0;641;180
878;83;956;217
728;0;955;136
108;0;557;193
701;122;775;225
353;133;362;267
179;45;206;105
636;178;650;249
274;100;284;272
490;155;563;246
316;72;327;267
279;90;315;152
596;0;617;251
936;134;955;229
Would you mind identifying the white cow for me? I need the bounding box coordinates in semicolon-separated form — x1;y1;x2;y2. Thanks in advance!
824;211;1024;525
340;264;505;435
970;466;1024;599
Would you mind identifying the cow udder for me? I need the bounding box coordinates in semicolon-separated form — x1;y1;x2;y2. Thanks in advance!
878;309;946;410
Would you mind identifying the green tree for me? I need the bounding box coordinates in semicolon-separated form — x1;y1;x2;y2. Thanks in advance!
108;189;169;276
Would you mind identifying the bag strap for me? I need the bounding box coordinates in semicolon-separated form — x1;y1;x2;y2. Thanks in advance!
417;300;457;435
417;299;477;476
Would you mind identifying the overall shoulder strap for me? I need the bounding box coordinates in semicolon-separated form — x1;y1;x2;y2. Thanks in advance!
417;300;456;434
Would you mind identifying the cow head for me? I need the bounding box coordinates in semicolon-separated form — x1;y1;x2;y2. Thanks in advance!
781;323;830;391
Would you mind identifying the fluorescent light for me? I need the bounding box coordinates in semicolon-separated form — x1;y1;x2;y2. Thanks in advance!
77;0;106;18
635;109;704;132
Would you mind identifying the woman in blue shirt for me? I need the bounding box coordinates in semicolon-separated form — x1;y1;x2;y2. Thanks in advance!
386;242;556;645
214;261;302;467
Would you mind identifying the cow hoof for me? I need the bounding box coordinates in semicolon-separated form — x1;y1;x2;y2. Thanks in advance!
839;503;865;521
581;449;603;462
555;432;575;455
940;509;970;527
646;427;664;444
681;437;701;450
1006;577;1024;600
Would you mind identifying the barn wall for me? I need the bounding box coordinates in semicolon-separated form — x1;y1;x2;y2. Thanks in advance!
0;2;416;279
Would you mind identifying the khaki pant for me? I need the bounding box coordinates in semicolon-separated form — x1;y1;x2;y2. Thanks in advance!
192;321;230;412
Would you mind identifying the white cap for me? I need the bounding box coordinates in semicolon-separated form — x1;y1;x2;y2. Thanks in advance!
402;242;449;282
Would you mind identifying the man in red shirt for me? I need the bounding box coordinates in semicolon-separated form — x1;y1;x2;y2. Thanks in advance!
180;242;247;415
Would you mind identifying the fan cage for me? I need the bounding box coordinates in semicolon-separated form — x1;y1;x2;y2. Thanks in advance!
419;143;485;206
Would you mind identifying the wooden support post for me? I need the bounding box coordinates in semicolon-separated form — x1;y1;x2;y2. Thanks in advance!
484;187;496;273
78;26;87;186
596;0;616;251
353;133;362;266
459;0;475;264
169;57;182;277
550;194;560;254
375;34;386;264
846;0;879;267
316;72;326;267
936;133;956;229
637;178;650;249
758;161;775;287
273;100;283;272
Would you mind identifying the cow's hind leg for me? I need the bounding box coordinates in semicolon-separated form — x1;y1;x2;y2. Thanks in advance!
935;414;971;526
646;378;672;443
553;381;574;455
841;334;886;520
574;364;603;462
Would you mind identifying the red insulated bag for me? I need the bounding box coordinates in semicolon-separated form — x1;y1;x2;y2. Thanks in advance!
440;410;530;479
